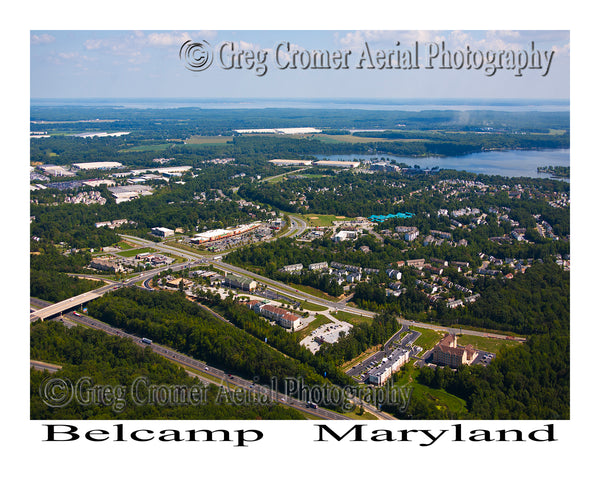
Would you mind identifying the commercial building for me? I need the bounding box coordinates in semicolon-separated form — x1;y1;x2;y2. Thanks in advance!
431;334;477;368
38;165;75;177
269;159;313;166
222;273;257;292
89;257;125;273
129;166;192;176
314;160;360;168
151;227;175;237
333;230;358;242
72;161;123;170
367;347;410;385
95;219;128;229
108;185;154;203
371;162;400;172
190;223;261;244
236;127;321;134
249;302;301;329
166;278;194;289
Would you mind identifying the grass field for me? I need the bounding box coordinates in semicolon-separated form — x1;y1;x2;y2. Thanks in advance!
410;326;447;353
116;240;138;249
119;144;173;152
290;282;339;301
118;247;156;257
299;213;352;227
185;135;233;145
298;300;329;312
393;364;468;416
331;310;373;326
456;334;522;354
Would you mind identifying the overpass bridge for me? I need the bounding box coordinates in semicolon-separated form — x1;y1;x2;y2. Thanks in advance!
30;284;116;321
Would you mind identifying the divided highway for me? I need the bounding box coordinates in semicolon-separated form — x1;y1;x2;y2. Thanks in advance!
30;231;524;421
30;306;350;421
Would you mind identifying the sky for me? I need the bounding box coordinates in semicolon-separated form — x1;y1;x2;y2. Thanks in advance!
30;30;570;100
5;2;599;477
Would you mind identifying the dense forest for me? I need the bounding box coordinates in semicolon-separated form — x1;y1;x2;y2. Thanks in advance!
411;330;569;419
31;105;570;135
86;288;328;388
30;321;304;419
30;104;570;421
30;243;103;302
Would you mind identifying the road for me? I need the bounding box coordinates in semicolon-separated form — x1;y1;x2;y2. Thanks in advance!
30;305;350;421
30;360;63;373
46;233;525;345
280;214;308;239
30;232;524;420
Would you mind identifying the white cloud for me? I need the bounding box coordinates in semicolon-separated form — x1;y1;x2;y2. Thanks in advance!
31;33;55;45
58;52;78;60
146;32;192;47
84;39;105;50
335;30;446;49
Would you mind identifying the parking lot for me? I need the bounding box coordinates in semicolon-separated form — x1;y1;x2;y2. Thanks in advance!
346;328;422;381
300;320;353;354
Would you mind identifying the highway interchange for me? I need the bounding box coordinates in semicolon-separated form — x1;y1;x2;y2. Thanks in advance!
30;215;522;420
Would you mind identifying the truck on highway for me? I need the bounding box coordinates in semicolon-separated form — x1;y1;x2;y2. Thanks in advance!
141;338;153;345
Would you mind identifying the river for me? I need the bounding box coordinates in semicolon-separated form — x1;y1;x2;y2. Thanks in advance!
317;148;570;181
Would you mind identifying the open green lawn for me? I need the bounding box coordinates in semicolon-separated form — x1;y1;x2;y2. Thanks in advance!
299;213;353;227
298;300;329;312
119;143;173;152
412;382;468;416
331;310;373;326
290;283;339;301
456;334;522;354
292;173;329;179
116;240;138;249
262;168;308;184
410;326;447;353
118;247;156;257
392;364;468;417
184;135;233;145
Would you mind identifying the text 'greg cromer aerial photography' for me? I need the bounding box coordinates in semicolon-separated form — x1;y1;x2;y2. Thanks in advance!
30;30;569;429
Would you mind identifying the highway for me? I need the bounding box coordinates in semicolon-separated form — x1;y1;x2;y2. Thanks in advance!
30;360;63;373
30;305;350;421
280;214;308;239
40;233;525;345
30;284;114;321
29;232;524;420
